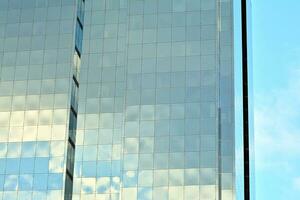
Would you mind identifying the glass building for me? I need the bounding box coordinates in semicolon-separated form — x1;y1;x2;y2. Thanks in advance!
0;0;252;200
0;0;84;199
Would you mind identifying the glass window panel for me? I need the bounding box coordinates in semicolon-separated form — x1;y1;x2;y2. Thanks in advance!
8;128;22;142
53;109;67;124
18;174;33;190
139;154;153;170
154;136;169;153
20;158;35;173
4;175;18;191
10;111;24;126
40;95;54;109
154;153;168;169
39;110;52;125
51;125;66;140
34;157;49;173
12;96;26;110
22;126;37;141
97;161;111;177
169;169;184;186
170;136;184;152
24;110;39;126
5;158;20;174
98;145;112;160
50;141;65;157
48;173;63;190
169;153;184;169
185;152;199;168
122;188;137;200
153;187;168;200
185;169;200;185
139;137;154;153
155;105;170;119
124;138;139;154
138;170;153;187
98;129;112;145
33;174;48;191
154;170;168;186
49;157;64;173
199;168;216;185
82;161;97;177
185;186;200;199
185;135;200;151
123;171;137;187
123;154;138;170
36;141;50;157
7;143;21;158
82;177;96;194
83;145;97;161
96;177;110;194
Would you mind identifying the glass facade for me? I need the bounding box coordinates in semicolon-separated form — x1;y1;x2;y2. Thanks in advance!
0;0;84;199
0;0;246;200
73;0;235;200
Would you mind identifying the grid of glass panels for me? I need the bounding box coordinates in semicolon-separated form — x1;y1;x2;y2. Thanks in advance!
0;0;80;199
74;0;235;200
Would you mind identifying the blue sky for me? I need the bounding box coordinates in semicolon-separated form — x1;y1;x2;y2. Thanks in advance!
252;0;300;199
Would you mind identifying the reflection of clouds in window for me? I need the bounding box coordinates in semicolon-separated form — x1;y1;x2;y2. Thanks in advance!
169;169;184;186
48;173;63;190
23;126;37;141
49;156;64;173
36;141;49;157
138;170;153;187
138;187;152;200
7;143;21;158
123;170;137;187
82;177;96;194
10;111;24;126
19;174;33;190
50;141;65;157
4;175;18;191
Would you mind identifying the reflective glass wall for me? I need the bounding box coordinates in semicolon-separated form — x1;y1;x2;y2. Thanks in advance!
73;0;235;200
0;0;82;199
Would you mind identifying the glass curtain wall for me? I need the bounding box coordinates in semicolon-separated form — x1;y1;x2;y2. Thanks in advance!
73;0;235;200
0;0;83;199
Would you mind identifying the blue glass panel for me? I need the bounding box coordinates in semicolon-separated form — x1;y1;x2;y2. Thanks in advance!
48;173;63;190
138;187;152;200
34;157;49;173
35;141;50;157
4;175;18;190
97;161;111;177
123;171;137;187
5;158;20;174
18;174;33;190
7;142;21;157
74;161;82;177
33;174;48;190
111;160;121;176
21;142;36;157
20;158;35;173
82;161;97;177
